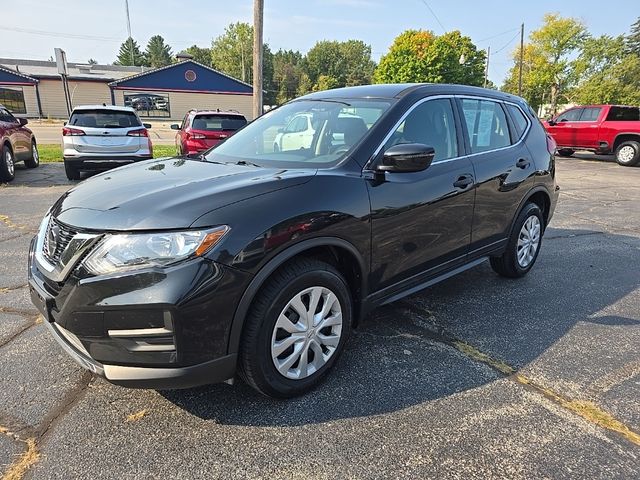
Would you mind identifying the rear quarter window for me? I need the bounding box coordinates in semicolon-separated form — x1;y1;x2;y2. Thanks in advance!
505;104;530;139
69;109;142;128
606;107;640;121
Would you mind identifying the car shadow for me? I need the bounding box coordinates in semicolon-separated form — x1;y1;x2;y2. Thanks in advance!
160;227;640;426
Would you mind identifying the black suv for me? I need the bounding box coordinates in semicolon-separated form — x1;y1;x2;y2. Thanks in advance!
29;84;558;398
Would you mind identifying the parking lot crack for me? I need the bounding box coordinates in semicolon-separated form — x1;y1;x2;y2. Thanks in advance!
399;301;640;448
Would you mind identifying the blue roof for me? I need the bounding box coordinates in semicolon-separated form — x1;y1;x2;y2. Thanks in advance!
109;60;252;94
0;65;37;85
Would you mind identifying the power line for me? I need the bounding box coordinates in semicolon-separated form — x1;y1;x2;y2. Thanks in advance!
418;0;446;32
0;26;121;42
477;27;520;44
492;30;521;55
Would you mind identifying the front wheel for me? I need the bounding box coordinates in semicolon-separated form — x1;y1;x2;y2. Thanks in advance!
24;140;39;168
490;203;544;278
0;144;15;182
557;148;574;157
615;141;640;167
239;258;352;398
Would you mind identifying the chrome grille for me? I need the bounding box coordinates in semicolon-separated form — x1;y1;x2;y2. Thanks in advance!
42;218;78;265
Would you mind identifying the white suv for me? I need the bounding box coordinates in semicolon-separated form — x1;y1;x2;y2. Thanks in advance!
62;105;153;180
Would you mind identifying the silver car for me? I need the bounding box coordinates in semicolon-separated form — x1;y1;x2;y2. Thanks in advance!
62;105;153;180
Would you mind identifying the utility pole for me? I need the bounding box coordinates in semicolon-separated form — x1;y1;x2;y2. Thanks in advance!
518;22;524;96
483;46;490;88
253;0;264;119
125;0;134;65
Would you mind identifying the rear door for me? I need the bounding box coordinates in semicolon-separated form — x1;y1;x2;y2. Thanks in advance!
458;97;536;252
68;109;143;154
573;107;603;148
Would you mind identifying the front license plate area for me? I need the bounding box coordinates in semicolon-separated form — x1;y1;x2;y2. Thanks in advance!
29;284;53;322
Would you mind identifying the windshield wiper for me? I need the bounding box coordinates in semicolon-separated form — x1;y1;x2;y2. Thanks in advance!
233;160;261;167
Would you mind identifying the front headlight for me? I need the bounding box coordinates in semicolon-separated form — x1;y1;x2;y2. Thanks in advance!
83;226;229;275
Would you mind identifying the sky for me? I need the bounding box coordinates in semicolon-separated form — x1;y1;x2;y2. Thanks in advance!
1;0;637;85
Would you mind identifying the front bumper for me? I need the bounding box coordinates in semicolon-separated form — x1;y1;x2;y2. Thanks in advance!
28;234;252;389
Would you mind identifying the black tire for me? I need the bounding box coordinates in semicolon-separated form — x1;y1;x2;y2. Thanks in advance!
614;140;640;167
490;202;544;278
24;140;39;168
557;148;574;157
64;161;81;181
239;257;352;398
0;144;15;182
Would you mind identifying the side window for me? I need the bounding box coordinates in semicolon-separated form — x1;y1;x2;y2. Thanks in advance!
606;107;640;121
180;114;190;130
384;98;458;162
0;108;15;123
285;116;306;133
579;107;602;122
505;104;530;139
460;99;511;153
556;109;583;122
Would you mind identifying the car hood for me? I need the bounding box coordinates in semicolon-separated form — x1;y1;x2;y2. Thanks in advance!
52;157;315;230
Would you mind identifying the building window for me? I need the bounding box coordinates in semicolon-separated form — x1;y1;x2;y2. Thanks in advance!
0;87;26;114
123;92;170;118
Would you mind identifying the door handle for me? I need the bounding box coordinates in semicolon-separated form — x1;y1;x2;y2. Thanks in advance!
516;158;530;169
453;175;474;189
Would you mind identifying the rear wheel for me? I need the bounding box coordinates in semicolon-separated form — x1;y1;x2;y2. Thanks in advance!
0;144;15;182
239;258;352;398
64;161;81;181
615;140;640;167
490;203;544;278
24;140;39;168
557;148;574;157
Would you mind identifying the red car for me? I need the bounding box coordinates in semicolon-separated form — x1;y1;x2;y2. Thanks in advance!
0;104;39;182
544;105;640;166
171;110;247;155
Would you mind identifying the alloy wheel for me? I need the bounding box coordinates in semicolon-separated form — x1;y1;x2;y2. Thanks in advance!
32;144;39;164
517;216;541;268
271;286;343;380
5;150;14;176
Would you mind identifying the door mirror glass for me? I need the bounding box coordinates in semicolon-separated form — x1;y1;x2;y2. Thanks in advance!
547;118;556;126
143;123;152;129
18;117;28;126
170;124;180;130
378;143;435;173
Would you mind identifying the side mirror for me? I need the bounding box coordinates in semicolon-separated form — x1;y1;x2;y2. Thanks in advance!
170;124;180;130
378;143;435;173
18;118;28;126
547;119;556;126
143;123;152;129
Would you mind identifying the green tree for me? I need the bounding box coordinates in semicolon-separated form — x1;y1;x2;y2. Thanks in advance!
303;40;375;89
273;49;304;104
115;37;146;66
87;58;98;65
211;22;254;83
626;17;640;54
503;14;587;114
296;73;313;96
184;45;212;65
373;30;485;86
145;35;173;68
313;75;339;92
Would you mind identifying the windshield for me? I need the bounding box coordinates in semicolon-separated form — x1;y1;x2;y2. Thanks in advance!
205;99;391;168
69;109;141;129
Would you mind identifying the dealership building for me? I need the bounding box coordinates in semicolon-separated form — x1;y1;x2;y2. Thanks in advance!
0;57;254;120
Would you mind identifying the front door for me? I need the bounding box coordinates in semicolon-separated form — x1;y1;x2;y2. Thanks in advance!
547;107;583;147
572;106;603;149
367;97;476;293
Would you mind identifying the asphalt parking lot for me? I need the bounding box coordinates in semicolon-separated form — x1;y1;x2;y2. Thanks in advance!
1;156;639;479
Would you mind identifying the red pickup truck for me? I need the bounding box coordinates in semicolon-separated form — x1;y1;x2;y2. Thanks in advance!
544;105;640;166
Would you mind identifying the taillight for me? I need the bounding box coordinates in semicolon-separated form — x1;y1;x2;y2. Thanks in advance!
127;128;149;137
62;127;85;136
546;134;557;155
187;132;206;140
